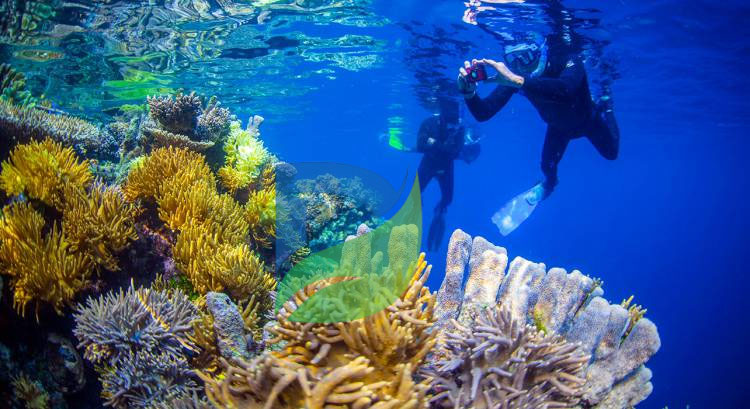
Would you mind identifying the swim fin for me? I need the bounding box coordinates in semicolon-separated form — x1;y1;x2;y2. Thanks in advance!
491;183;544;236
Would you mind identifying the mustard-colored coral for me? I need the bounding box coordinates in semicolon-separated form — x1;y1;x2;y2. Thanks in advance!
200;253;436;409
0;138;92;209
0;202;95;317
122;146;213;202
218;119;271;192
62;182;139;271
245;184;276;249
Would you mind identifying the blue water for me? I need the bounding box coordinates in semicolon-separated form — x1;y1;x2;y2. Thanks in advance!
4;0;749;407
262;2;749;407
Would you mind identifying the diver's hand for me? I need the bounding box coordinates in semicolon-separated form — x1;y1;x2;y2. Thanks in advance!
481;59;525;88
457;60;478;98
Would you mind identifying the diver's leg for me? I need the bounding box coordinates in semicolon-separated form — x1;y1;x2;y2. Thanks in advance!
417;156;435;192
427;163;454;251
585;103;620;160
540;127;570;196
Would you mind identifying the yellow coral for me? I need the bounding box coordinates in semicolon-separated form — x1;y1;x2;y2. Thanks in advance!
123;146;213;202
62;182;139;271
218;120;271;192
0;138;92;209
173;222;275;304
245;185;276;249
200;252;436;409
0;202;95;317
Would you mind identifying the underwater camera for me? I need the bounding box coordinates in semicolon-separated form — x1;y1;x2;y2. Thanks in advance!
465;63;487;83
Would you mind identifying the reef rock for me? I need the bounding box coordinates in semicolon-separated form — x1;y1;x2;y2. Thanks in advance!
433;229;661;408
205;292;251;361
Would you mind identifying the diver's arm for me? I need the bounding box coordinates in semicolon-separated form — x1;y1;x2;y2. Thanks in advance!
465;85;516;122
521;58;585;101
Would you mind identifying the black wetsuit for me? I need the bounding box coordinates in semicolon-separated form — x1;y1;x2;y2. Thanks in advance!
465;50;619;192
416;115;465;211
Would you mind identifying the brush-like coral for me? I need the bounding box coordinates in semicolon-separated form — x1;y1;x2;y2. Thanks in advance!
99;349;201;409
62;182;139;271
148;92;203;135
11;373;50;409
218;117;272;192
0;99;102;154
426;304;589;408
0;201;95;317
123;146;214;202
200;245;436;409
431;229;662;408
173;223;274;304
245;184;276;249
73;283;198;365
0;137;92;209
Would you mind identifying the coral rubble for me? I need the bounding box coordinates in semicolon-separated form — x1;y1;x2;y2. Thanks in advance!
430;229;661;408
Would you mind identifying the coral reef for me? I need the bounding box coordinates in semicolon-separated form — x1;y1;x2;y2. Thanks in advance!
0;63;37;107
0;99;105;158
430;229;661;408
12;373;50;409
426;304;589;408
0;139;137;317
73;283;200;408
143;92;231;152
218;115;274;193
123;146;276;307
200;245;436;409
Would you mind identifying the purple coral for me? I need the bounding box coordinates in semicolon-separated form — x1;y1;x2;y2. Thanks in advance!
147;92;202;136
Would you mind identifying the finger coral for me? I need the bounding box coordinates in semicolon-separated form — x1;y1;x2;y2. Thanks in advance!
426;304;589;408
200;250;436;409
433;229;662;408
0;137;92;209
0;201;95;317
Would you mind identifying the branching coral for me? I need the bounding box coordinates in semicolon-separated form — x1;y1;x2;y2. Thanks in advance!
123;146;214;202
62;182;139;271
0;201;95;317
148;92;203;135
245;184;276;249
200;251;437;409
73;283;198;365
218;117;272;192
0;137;92;209
0;99;102;154
426;304;589;409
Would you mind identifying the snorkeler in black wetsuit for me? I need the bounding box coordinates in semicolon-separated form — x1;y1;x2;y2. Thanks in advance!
457;33;620;202
415;98;479;251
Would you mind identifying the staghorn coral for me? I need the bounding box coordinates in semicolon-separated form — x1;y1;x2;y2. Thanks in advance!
0;137;92;209
62;181;139;271
218;117;272;192
200;242;437;409
0;99;102;155
426;304;589;409
148;92;203;135
73;283;198;365
0;201;95;317
11;373;50;409
432;229;662;408
123;146;214;202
